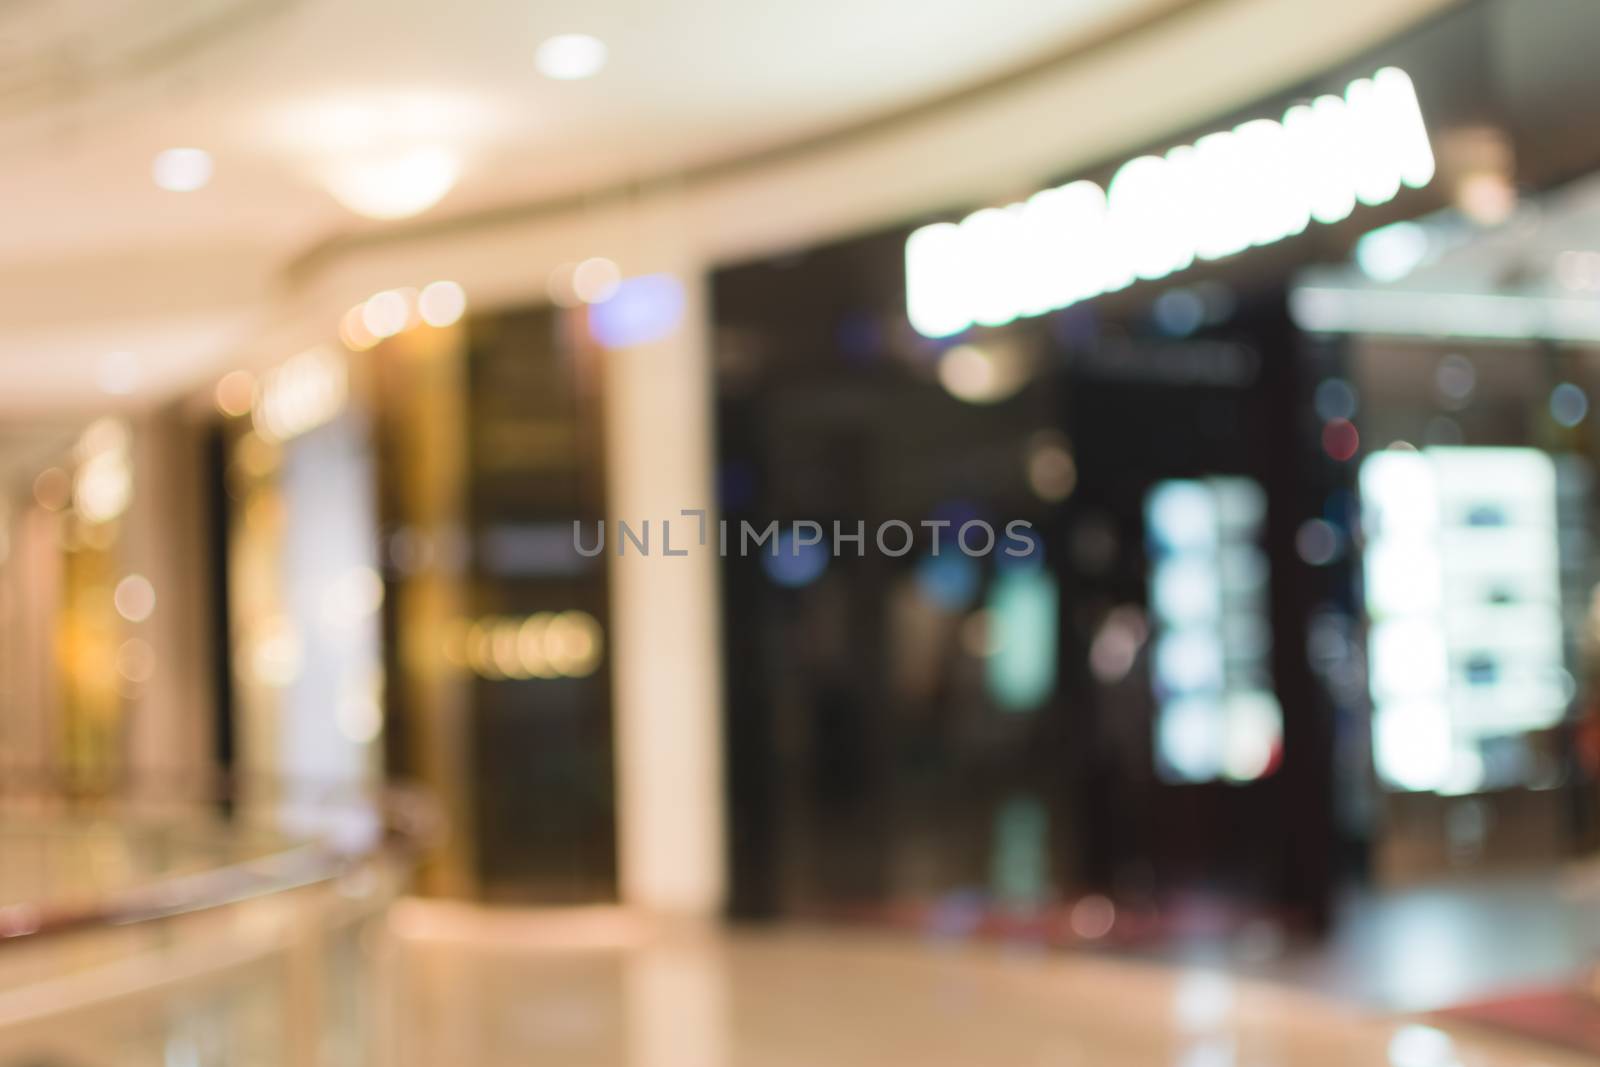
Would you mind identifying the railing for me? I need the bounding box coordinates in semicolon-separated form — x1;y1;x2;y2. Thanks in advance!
0;780;433;1067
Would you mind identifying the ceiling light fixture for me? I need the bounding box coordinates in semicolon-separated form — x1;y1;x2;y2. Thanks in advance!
98;351;141;395
323;146;460;220
152;147;213;192
536;33;608;80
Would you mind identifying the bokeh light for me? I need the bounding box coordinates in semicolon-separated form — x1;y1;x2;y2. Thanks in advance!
535;34;608;80
1322;419;1360;461
418;280;468;327
573;257;623;304
937;344;1027;404
1550;381;1588;427
151;148;213;192
362;290;411;338
324;147;460;220
1026;432;1077;502
114;575;157;623
215;370;257;417
97;351;141;396
589;274;685;348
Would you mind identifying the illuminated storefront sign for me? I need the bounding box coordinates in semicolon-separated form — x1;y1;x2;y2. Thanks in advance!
1361;447;1571;794
905;68;1434;337
1145;477;1281;784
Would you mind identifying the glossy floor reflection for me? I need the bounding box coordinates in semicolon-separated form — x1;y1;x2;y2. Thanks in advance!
387;902;1594;1067
1121;870;1600;1013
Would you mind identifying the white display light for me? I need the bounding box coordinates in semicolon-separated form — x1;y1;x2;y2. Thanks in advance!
1145;477;1282;784
906;68;1434;337
1362;447;1569;793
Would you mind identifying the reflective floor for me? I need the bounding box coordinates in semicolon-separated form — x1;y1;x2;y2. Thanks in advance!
2;892;1596;1066
387;902;1596;1067
0;816;294;907
3;820;1599;1067
1125;870;1600;1013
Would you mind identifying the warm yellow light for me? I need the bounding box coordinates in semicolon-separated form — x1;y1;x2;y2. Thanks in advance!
517;613;555;678
235;432;278;478
547;611;603;677
1026;432;1077;502
441;619;469;670
362;290;411;338
74;420;133;524
214;370;257;417
116;638;157;684
247;616;304;688
491;618;526;680
78;518;116;551
340;304;379;351
938;344;1028;404
78;418;128;459
418;280;468;327
465;619;502;680
75;455;132;524
113;574;157;623
32;468;70;512
253;348;348;443
573;257;621;304
324;146;460;220
456;611;605;680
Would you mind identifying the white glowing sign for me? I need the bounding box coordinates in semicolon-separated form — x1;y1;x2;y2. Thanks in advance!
1146;477;1281;784
905;67;1434;337
1361;447;1569;794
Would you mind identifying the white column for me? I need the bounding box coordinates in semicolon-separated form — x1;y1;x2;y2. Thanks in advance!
602;237;727;916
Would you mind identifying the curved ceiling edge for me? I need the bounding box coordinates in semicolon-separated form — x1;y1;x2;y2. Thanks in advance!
285;0;1457;294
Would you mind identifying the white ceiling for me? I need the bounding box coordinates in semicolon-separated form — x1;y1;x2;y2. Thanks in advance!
2;0;1147;264
0;0;1158;413
1;0;1466;419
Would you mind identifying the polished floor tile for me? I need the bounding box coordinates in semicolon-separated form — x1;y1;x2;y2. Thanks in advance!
387;902;1596;1067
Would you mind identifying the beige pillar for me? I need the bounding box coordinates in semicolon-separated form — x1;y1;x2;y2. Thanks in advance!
602;236;727;916
122;414;216;800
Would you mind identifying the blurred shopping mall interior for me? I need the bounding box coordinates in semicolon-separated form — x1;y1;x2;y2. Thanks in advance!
8;0;1600;1063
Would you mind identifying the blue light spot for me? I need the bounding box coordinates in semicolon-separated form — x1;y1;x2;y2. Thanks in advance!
915;552;980;610
929;498;983;530
996;527;1044;572
762;530;828;588
1551;382;1588;428
588;274;685;349
717;461;757;512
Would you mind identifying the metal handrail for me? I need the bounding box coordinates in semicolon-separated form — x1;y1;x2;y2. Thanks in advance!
0;781;436;946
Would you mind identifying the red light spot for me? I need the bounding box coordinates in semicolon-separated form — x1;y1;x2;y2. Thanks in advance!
1322;418;1359;462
